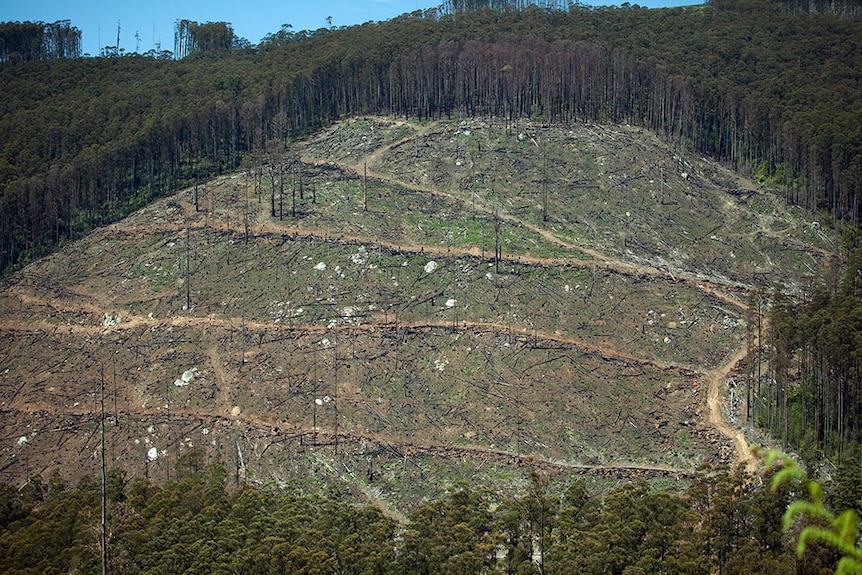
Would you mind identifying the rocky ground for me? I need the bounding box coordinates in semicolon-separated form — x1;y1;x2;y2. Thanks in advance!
0;117;833;513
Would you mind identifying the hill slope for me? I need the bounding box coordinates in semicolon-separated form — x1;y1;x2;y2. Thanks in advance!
2;2;860;278
0;117;834;512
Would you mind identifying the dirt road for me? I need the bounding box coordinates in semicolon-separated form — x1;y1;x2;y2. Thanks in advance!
706;344;757;472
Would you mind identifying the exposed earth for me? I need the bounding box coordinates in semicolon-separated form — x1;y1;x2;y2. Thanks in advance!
0;117;832;514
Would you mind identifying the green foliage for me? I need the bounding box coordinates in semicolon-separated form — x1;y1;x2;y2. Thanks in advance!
174;20;245;59
765;448;862;574
0;20;82;64
0;462;848;574
759;237;862;462
553;481;706;575
399;484;500;574
2;1;862;276
829;453;862;518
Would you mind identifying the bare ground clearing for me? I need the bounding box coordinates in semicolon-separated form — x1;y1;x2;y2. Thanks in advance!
0;117;829;511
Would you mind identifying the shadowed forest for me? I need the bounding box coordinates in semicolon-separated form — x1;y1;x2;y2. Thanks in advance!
0;460;859;575
2;0;862;276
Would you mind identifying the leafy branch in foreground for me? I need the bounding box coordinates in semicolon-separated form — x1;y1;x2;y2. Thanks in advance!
762;448;862;574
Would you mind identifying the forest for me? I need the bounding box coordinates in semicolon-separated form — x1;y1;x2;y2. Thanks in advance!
754;232;862;465
0;457;858;575
0;20;81;64
2;0;862;277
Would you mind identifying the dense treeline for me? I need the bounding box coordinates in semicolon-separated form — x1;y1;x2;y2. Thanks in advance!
1;461;858;574
1;2;861;276
714;0;862;17
773;0;862;18
759;235;862;464
442;0;572;13
174;20;248;59
0;21;81;65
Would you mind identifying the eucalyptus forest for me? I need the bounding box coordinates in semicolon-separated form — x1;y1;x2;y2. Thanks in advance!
3;0;862;275
2;0;862;573
0;461;858;575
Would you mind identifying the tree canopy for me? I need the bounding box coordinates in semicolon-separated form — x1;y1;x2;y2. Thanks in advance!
1;1;861;279
174;20;248;58
0;20;81;65
0;463;846;574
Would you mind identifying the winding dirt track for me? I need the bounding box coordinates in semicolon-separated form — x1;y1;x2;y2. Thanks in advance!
305;119;759;471
707;347;757;472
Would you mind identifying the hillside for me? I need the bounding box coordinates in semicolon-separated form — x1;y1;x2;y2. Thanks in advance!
0;117;834;514
2;1;861;279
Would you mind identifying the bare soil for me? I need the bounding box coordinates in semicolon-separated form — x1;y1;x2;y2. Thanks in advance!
0;117;830;512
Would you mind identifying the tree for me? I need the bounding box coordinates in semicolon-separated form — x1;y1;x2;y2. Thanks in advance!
0;20;81;65
174;20;239;58
766;449;862;574
398;485;500;574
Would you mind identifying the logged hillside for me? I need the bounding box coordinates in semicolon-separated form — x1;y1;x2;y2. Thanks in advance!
0;117;835;514
1;0;861;276
1;4;861;572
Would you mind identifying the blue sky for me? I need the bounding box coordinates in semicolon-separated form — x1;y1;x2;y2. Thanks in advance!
3;0;699;57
